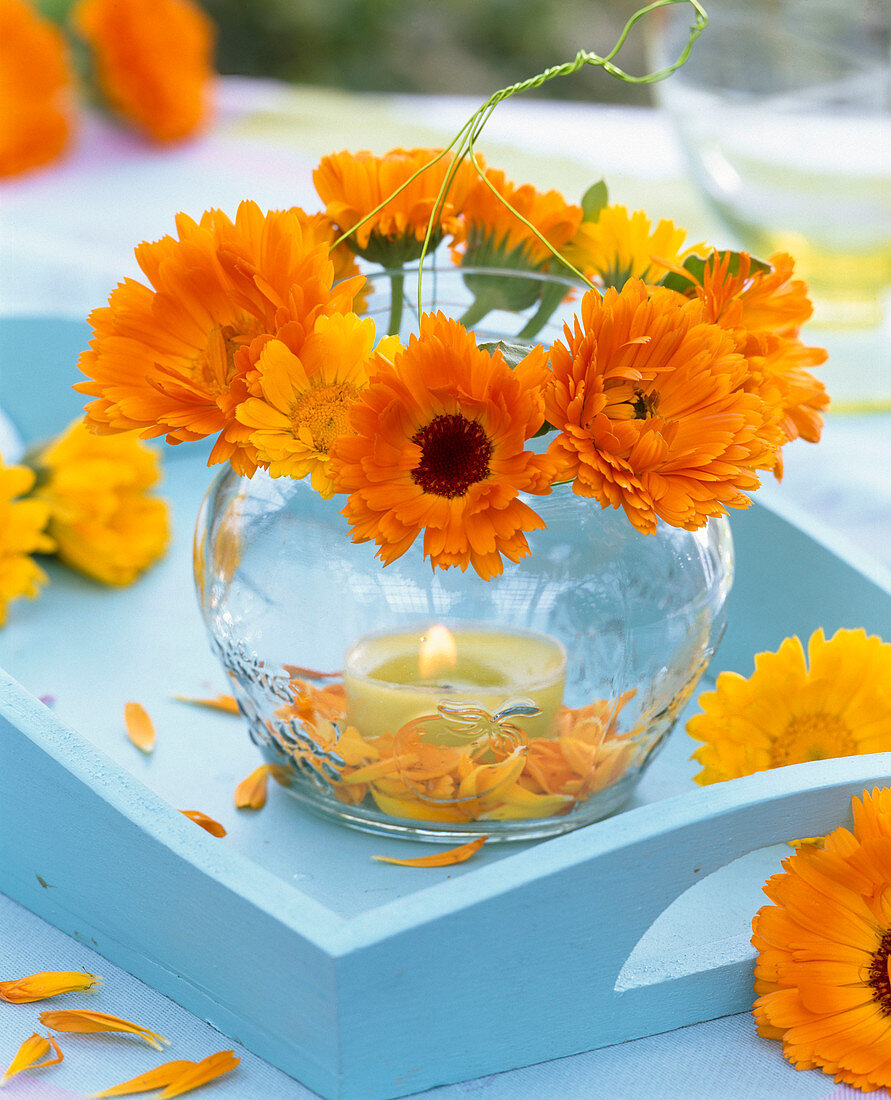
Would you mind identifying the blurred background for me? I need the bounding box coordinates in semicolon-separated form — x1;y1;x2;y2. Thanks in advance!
36;0;684;106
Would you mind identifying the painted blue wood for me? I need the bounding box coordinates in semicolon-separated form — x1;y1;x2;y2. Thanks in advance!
2;315;891;1097
2;671;889;1098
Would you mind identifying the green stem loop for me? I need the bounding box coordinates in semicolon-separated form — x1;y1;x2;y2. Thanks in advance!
332;1;708;310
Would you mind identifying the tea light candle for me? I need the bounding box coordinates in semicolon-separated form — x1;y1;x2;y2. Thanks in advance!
343;624;567;741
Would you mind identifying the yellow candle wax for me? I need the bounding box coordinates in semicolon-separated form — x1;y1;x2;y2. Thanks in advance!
343;624;567;741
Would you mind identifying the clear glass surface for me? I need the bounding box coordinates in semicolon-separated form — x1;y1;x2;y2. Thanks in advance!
193;267;735;841
650;0;891;332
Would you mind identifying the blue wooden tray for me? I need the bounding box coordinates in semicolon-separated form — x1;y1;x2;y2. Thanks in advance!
2;317;890;1099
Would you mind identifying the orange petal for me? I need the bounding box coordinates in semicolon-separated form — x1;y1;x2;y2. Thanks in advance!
234;765;269;809
90;1060;193;1097
179;810;227;837
371;836;487;867
1;1032;63;1084
39;1010;170;1050
158;1051;240;1098
124;702;155;753
172;693;240;715
0;970;103;1003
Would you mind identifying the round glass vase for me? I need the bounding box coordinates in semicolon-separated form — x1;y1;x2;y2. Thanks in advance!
193;266;735;842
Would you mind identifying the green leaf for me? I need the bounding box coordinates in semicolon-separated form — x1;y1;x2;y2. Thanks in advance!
477;340;538;369
660;251;773;294
580;180;609;222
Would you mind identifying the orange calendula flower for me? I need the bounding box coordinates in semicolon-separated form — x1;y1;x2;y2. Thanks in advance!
33;420;169;586
688;628;891;785
90;1050;239;1098
0;1031;63;1084
683;251;829;460
124;701;155;753
0;460;54;627
235;313;395;496
0;970;102;1003
234;764;270;809
329;311;556;579
313;147;479;266
563;204;703;288
0;0;74;177
372;836;487;867
71;0;215;144
544;281;776;535
453;167;583;270
180;809;227;837
751;787;891;1092
74;201;363;474
39;1009;170;1050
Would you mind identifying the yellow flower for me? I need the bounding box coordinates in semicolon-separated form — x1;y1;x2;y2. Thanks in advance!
235;312;391;497
688;628;891;784
751;787;891;1091
563;204;703;288
33;419;169;586
0;1031;63;1084
0;459;54;627
0;970;102;1003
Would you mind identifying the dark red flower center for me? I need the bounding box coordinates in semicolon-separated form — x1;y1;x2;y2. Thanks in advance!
411;414;493;498
869;927;891;1015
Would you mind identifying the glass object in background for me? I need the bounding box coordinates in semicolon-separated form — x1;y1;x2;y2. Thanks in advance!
193;269;735;842
650;1;891;339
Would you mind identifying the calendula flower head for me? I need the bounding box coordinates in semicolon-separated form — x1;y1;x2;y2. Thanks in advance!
681;251;829;463
32;420;169;586
313;147;479;267
329;311;556;580
688;628;891;785
751;787;891;1092
544;280;777;535
452;168;583;272
0;460;54;627
71;0;216;144
0;0;75;177
74;201;364;474
235;312;398;498
562;204;702;288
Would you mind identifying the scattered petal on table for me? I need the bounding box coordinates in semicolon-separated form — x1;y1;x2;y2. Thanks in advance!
172;693;240;715
0;1032;63;1083
157;1051;241;1098
234;765;270;809
0;970;103;1003
124;702;155;753
179;809;227;837
371;836;487;867
89;1059;193;1097
39;1010;170;1051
